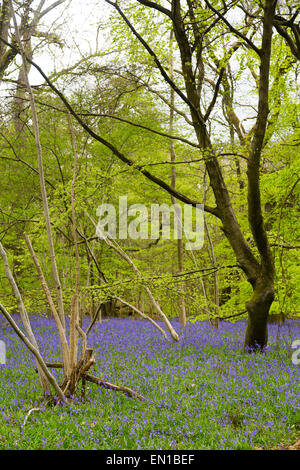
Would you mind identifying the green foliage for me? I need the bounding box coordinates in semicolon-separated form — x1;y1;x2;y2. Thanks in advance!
0;0;299;323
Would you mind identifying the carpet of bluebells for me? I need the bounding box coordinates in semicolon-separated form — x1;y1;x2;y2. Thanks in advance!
0;314;299;450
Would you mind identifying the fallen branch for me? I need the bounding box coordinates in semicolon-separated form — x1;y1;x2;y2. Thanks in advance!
84;373;146;401
115;296;168;340
82;244;171;341
34;358;144;401
35;362;63;371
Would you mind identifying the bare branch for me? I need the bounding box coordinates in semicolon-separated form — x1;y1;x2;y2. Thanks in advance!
0;36;220;218
135;0;171;18
204;0;261;56
0;240;50;393
204;68;224;121
115;296;168;340
38;0;67;20
68;112;80;369
92;216;179;342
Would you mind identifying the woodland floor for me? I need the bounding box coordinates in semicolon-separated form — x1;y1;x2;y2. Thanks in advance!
0;315;299;450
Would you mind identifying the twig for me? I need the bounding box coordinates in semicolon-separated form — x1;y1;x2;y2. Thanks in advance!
35;362;63;371
220;310;247;321
21;408;42;432
85;303;102;336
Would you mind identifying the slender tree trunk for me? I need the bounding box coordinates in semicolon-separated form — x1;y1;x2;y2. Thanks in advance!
204;221;219;328
10;2;66;329
68;112;80;368
24;234;71;376
169;29;186;327
0;301;65;401
13;28;32;134
0;241;51;393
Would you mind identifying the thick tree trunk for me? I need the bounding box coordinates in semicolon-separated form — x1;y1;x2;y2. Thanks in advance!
244;276;275;350
243;0;276;350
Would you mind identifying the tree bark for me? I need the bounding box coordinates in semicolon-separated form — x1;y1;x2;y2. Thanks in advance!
169;28;186;327
245;275;275;350
245;0;277;349
170;0;277;349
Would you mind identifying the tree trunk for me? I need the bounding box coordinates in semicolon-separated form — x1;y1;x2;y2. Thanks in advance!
244;276;274;350
243;0;277;350
169;29;186;327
